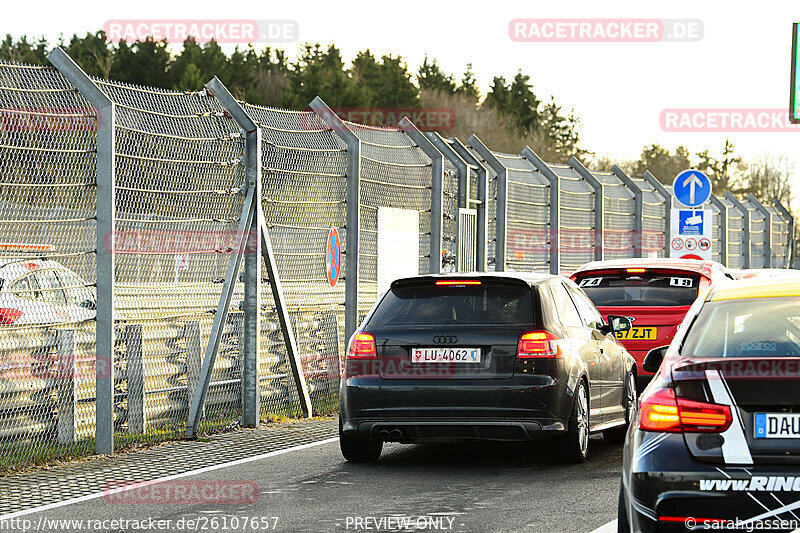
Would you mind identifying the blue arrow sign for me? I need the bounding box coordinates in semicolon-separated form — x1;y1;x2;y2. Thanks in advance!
673;169;711;208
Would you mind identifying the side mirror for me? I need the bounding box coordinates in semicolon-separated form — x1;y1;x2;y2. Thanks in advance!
607;314;632;333
643;346;669;373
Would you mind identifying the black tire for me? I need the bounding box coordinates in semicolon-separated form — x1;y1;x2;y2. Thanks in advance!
604;372;636;444
556;379;589;463
617;481;630;533
339;418;382;462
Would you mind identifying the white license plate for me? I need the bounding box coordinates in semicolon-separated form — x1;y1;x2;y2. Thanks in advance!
754;413;800;439
411;347;481;364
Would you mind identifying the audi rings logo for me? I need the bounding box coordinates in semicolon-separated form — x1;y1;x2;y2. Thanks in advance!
432;335;458;344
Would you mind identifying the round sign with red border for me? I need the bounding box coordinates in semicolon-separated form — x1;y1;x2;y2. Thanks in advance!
685;238;698;251
671;237;684;250
698;238;711;251
326;227;341;287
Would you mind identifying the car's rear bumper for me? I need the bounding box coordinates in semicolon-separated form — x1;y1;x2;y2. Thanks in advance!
340;374;573;442
623;431;800;533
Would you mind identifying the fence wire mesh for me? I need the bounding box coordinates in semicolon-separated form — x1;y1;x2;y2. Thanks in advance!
243;103;347;415
0;53;794;471
0;61;98;470
345;122;432;320
551;164;595;271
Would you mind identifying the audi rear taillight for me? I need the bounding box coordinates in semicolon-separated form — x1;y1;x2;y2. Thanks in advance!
0;308;22;325
517;331;561;359
639;388;731;433
346;332;377;360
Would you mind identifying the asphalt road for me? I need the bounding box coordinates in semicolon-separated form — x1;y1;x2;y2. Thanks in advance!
10;435;622;533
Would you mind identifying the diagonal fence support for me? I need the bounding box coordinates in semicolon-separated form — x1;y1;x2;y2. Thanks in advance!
48;47;116;456
258;206;312;417
521;146;560;274
774;198;795;267
468;135;508;271
611;166;643;258
569;157;604;261
309;97;361;342
399;117;444;274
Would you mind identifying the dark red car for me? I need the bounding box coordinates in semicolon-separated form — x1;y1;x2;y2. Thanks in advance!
570;258;732;391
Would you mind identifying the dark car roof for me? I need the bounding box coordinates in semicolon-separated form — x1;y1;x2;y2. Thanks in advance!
571;258;724;278
391;271;560;287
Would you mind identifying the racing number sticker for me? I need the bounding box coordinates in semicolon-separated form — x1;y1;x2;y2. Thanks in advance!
578;277;602;288
669;277;693;287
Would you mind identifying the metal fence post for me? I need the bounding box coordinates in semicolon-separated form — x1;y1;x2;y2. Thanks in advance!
774;198;795;267
125;324;145;434
309;97;360;342
725;191;751;269
521;146;560;274
748;194;773;268
708;195;729;266
468;135;508;271
611;166;643;258
399;117;443;274
450;138;489;271
205;77;263;428
56;329;77;445
48;47;116;455
569;157;604;261
643;171;672;257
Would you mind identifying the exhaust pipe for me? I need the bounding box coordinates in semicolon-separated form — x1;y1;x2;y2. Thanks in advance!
378;430;391;441
390;428;403;441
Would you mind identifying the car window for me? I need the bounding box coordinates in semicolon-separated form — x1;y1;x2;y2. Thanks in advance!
8;276;34;301
574;272;700;307
34;270;67;306
548;283;583;328
369;280;533;326
57;270;94;307
565;284;604;330
682;297;800;357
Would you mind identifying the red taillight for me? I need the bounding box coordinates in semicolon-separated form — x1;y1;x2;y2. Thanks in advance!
0;308;22;324
517;331;561;358
346;332;376;360
435;280;481;286
639;388;731;433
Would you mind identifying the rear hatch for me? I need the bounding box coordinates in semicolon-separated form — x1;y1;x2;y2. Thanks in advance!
365;277;533;380
573;269;704;362
672;358;800;464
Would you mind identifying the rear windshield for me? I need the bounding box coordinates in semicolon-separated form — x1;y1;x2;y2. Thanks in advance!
575;273;700;307
369;281;533;326
683;297;800;358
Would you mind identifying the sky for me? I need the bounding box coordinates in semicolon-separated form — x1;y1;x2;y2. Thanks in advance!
5;0;800;207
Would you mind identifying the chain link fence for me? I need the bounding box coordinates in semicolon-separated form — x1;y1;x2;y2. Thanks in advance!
0;50;794;471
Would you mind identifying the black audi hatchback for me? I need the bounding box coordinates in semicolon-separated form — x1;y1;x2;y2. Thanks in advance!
339;273;637;463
